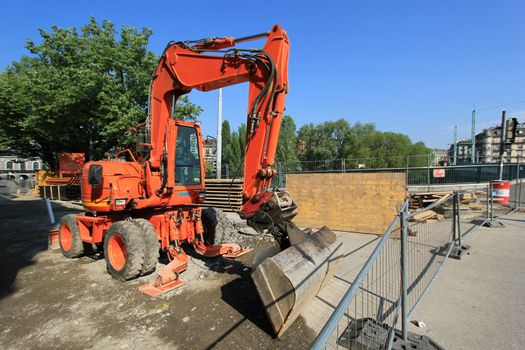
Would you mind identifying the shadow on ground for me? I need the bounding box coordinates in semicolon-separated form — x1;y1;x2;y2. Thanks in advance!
0;195;82;299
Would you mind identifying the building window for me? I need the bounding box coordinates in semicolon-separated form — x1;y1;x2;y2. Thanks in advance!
6;161;13;170
20;162;26;171
33;161;39;170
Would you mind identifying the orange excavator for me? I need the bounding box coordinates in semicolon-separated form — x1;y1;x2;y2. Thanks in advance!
56;25;343;337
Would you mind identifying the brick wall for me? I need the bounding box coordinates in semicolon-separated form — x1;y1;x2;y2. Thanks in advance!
286;172;406;234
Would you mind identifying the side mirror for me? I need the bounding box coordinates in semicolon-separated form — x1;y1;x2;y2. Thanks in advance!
88;164;103;186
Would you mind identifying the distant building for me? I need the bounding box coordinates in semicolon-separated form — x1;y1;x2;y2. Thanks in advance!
447;120;525;164
475;122;525;163
432;149;449;166
447;139;472;165
204;137;217;170
0;151;43;180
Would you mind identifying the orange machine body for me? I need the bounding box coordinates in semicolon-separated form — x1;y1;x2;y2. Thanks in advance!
81;120;206;213
60;25;290;296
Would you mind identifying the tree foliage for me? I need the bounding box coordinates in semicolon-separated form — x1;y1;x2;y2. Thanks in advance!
275;115;299;165
221;120;246;175
0;18;201;168
220;115;299;175
297;119;433;168
297;118;350;161
219;115;432;174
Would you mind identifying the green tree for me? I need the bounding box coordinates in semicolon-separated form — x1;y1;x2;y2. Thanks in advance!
275;115;299;166
0;18;201;168
297;118;433;169
342;122;376;163
221;120;246;175
297;118;351;161
409;141;434;167
221;120;234;173
173;95;202;121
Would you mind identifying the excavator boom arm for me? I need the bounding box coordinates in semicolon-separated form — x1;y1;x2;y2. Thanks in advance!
148;25;289;208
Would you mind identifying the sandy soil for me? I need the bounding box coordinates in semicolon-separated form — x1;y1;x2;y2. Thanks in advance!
0;194;315;349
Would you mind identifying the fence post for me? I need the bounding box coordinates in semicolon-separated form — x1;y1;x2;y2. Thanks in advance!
518;179;523;208
452;191;457;242
427;154;431;191
486;184;490;221
406;155;409;186
342;158;346;173
516;156;521;209
225;164;229;179
400;206;408;340
490;181;494;222
518;155;521;180
455;192;462;246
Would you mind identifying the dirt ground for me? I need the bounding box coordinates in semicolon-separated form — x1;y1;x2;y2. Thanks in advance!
0;194;316;349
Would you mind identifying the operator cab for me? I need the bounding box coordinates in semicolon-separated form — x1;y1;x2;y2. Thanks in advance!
175;125;201;186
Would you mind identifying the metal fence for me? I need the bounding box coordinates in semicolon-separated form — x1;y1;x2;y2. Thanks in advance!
274;159;525;188
310;183;518;350
205;156;525;189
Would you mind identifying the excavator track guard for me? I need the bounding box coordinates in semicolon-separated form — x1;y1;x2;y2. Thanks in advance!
252;226;344;337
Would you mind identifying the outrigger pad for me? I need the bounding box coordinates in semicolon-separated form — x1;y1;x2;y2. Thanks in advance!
252;226;344;337
222;245;252;259
138;279;184;297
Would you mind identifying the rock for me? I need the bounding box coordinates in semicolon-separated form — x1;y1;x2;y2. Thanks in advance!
238;227;258;236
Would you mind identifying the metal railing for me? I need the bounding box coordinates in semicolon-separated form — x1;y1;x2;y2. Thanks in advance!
274;160;524;188
205;156;525;189
311;190;482;349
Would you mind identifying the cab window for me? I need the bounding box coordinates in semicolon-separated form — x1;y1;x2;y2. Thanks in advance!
175;126;201;186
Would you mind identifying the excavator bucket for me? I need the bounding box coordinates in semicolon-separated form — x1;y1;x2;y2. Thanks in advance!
252;226;344;337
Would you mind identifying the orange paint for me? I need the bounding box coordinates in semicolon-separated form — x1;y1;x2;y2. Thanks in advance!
107;234;126;271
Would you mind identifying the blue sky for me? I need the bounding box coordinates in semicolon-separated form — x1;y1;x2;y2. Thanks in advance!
1;1;524;149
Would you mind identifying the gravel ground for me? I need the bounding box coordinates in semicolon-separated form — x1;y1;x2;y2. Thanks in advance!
0;194;315;349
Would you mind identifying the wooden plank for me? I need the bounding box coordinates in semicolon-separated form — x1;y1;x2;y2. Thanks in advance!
286;173;406;234
205;179;243;184
200;178;245;209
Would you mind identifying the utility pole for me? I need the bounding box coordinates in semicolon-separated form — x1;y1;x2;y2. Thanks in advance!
453;124;458;165
216;88;223;179
471;108;476;164
498;110;507;180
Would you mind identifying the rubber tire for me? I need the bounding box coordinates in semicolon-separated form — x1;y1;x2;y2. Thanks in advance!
130;218;160;275
58;214;84;258
104;221;145;281
202;207;231;245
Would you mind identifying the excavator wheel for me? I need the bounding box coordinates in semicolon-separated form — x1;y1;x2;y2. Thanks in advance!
202;207;231;245
104;221;145;281
130;218;160;275
58;214;84;258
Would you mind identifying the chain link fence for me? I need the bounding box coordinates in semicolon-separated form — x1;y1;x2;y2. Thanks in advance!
310;183;519;350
